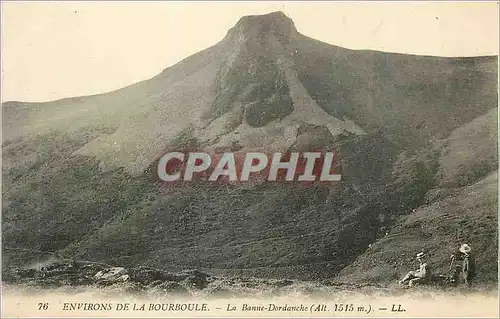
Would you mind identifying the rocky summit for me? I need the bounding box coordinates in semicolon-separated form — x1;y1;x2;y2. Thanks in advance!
2;12;498;285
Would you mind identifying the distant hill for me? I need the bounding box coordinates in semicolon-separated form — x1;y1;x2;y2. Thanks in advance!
2;11;497;284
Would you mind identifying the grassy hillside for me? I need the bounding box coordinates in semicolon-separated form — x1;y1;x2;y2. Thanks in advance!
337;170;498;284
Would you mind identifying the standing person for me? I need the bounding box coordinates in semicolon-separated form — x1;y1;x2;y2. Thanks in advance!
460;244;476;288
450;243;476;288
399;252;432;287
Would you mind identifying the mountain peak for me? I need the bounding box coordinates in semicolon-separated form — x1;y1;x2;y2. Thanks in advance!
227;11;297;41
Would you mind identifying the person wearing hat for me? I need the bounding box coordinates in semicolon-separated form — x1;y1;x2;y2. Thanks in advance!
399;252;432;287
450;244;476;288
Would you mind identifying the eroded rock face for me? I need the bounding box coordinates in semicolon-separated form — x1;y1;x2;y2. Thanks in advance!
225;11;297;44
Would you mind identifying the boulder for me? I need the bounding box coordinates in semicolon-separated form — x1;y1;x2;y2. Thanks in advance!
80;263;106;277
269;279;294;288
128;267;176;284
179;270;210;290
94;267;128;282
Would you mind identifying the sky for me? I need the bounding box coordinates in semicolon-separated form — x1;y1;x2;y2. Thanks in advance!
1;1;499;102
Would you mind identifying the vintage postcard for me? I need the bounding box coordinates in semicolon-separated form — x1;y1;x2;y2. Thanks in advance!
1;1;499;318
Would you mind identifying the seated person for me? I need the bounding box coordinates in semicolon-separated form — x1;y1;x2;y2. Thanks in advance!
399;252;432;287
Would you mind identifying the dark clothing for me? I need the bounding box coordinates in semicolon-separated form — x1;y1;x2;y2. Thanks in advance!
451;249;465;260
462;254;476;278
452;251;476;287
462;254;476;286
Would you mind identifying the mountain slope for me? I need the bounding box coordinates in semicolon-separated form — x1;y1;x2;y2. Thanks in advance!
338;170;498;284
2;11;498;283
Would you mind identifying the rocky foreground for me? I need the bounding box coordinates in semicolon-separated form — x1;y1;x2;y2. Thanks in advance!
2;259;317;297
4;260;212;294
4;258;496;301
